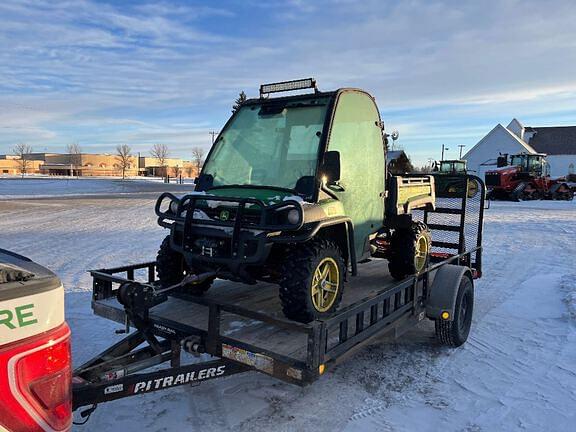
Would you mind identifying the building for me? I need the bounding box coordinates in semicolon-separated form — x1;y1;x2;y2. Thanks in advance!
387;150;414;174
464;119;576;178
0;152;200;178
138;157;198;178
0;155;43;175
39;153;139;176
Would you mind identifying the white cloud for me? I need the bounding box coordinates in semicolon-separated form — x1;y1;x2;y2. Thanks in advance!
0;0;575;165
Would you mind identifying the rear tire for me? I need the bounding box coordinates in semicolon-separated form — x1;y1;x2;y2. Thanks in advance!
388;222;431;281
435;276;474;347
279;239;345;323
156;235;213;295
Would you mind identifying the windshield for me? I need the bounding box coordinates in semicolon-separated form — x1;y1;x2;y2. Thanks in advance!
202;98;330;196
440;161;466;172
511;155;541;172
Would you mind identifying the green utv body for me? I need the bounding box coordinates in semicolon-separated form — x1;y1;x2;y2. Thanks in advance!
156;80;435;322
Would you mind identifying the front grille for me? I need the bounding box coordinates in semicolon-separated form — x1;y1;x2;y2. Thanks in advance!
484;173;500;187
196;206;262;226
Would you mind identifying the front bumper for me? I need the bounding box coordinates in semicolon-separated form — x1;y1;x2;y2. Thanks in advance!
156;193;304;275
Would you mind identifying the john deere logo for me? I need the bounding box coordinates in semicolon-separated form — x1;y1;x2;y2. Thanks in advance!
219;210;230;221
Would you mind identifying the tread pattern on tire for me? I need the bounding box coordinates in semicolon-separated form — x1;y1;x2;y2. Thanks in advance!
435;318;456;346
388;221;431;281
434;276;473;347
156;235;213;295
279;238;345;323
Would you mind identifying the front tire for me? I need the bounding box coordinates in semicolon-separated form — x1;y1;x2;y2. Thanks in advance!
279;239;345;323
388;222;431;281
156;235;213;295
435;276;474;347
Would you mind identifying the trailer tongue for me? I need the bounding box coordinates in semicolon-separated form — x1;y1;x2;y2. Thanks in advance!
72;173;485;422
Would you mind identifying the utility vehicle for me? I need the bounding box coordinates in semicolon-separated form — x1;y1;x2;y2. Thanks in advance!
155;78;436;322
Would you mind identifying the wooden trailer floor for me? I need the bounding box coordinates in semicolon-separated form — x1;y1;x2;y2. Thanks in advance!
93;259;398;362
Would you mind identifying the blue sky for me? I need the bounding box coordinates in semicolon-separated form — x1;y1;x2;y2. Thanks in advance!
1;0;576;165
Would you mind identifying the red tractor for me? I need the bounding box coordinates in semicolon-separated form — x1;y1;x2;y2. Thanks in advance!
484;153;573;201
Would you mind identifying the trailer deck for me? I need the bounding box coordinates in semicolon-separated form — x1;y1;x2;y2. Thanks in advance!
93;260;397;362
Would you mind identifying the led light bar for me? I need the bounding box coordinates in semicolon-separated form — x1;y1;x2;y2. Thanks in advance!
260;78;317;97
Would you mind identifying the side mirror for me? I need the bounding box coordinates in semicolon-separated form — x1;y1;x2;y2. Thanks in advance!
321;151;341;183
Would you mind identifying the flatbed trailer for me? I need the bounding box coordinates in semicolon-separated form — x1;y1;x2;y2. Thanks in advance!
72;174;485;421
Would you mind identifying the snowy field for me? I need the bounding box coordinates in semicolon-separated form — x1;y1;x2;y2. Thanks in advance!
0;179;575;432
0;176;194;199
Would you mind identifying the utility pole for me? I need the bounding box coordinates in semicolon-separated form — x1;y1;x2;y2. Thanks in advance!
209;131;219;145
441;144;449;161
458;144;466;159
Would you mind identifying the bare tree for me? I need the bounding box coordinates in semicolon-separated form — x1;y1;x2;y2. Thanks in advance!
171;165;181;180
115;144;132;180
150;143;169;177
12;143;33;178
191;146;205;176
66;142;82;177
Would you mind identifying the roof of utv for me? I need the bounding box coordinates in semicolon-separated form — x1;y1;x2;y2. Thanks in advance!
242;90;338;107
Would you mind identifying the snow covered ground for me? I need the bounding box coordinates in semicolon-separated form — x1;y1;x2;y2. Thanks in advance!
0;180;574;432
0;176;194;199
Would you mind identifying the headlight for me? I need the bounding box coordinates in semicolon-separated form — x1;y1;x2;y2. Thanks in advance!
287;208;300;224
170;199;179;214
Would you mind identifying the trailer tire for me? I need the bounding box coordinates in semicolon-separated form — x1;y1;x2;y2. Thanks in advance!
156;236;213;295
279;239;345;323
435;275;473;347
388;222;431;281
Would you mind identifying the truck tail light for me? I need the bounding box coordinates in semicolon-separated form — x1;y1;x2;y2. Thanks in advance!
0;323;72;432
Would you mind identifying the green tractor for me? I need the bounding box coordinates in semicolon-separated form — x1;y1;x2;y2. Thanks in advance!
155;79;435;322
436;159;467;175
434;159;478;198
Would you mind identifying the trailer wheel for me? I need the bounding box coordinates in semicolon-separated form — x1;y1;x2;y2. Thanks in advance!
388;222;431;281
435;276;473;347
279;239;345;323
156;236;213;295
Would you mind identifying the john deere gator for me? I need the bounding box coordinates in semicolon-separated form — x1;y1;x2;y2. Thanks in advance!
155;78;436;322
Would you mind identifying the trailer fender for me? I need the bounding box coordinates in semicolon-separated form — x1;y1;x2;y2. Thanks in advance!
426;264;473;321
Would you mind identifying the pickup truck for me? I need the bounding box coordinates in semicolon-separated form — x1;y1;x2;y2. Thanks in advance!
0;249;71;432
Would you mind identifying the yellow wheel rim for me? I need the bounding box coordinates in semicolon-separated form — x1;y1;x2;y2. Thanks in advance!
311;257;340;312
467;179;479;198
414;235;429;273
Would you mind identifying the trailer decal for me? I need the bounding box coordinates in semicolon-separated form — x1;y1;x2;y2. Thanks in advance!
222;344;274;374
132;365;226;393
104;384;124;395
286;367;303;380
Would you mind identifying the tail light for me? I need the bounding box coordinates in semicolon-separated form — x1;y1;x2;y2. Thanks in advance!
0;323;72;432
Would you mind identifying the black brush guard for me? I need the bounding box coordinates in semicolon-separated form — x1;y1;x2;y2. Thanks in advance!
155;192;304;269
